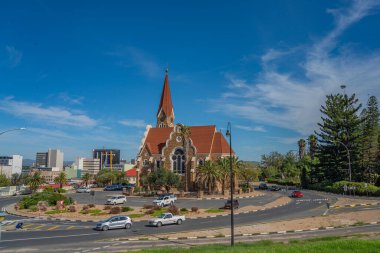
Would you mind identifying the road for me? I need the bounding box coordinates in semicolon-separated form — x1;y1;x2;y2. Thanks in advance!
0;190;337;252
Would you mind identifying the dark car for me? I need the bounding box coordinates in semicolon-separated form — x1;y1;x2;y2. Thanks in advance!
258;183;268;190
291;191;304;198
270;185;281;191
224;199;239;209
104;185;123;191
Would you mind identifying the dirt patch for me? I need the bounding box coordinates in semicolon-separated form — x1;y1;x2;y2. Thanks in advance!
147;209;380;239
334;197;380;206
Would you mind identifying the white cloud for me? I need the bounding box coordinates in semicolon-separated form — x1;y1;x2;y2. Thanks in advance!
107;47;161;77
59;93;84;105
119;119;147;128
0;97;97;127
236;124;267;133
212;0;380;136
5;45;22;67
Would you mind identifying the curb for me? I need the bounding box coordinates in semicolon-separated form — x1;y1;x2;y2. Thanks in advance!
199;194;265;200
331;202;380;209
114;221;380;242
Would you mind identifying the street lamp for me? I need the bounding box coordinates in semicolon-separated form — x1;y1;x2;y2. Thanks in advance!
225;122;234;246
334;140;351;183
0;128;26;136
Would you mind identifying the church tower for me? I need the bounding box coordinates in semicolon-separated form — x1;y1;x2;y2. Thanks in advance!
156;69;174;128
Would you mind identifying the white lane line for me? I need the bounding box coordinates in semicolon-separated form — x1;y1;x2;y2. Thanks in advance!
0;233;99;242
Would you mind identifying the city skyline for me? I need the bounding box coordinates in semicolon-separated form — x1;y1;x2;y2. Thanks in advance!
1;0;380;161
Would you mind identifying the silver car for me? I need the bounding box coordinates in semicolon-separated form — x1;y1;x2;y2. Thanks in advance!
95;216;132;231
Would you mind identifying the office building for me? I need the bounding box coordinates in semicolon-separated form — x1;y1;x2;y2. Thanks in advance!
93;149;120;169
83;158;100;175
0;155;23;178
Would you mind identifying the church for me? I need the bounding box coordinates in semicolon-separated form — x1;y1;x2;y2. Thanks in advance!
136;70;235;192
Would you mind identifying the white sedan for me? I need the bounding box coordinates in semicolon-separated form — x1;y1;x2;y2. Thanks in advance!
105;195;127;205
76;187;91;193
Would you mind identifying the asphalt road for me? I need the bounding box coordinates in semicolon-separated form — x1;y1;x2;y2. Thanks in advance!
0;190;333;252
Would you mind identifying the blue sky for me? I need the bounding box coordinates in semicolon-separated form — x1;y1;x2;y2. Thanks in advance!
1;0;380;162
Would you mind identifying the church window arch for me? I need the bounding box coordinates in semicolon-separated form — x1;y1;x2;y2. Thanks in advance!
171;148;185;174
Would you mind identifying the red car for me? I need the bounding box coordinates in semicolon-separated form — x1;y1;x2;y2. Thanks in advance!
291;191;304;198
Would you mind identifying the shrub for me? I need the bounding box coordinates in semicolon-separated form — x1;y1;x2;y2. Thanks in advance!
167;205;179;215
68;205;76;212
37;201;48;211
143;204;154;209
152;205;161;211
180;207;188;212
103;205;111;210
122;206;134;212
88;204;95;208
56;188;66;193
191;206;199;212
43;187;55;193
18;192;73;209
109;206;121;214
29;205;38;212
145;209;154;215
82;205;89;211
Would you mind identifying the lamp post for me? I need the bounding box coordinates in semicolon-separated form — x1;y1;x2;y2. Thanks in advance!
0;128;26;136
226;122;234;246
335;140;352;183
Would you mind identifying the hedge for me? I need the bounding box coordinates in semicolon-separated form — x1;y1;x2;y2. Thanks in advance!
307;181;380;196
19;192;73;209
267;178;299;186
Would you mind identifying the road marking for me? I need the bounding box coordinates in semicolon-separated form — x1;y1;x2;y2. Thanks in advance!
23;224;35;228
33;225;46;230
66;226;76;230
46;225;60;231
0;233;99;242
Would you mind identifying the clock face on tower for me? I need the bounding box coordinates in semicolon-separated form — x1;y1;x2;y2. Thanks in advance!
160;114;166;122
176;136;182;142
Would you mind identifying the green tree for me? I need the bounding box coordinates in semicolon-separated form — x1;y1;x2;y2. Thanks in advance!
361;96;379;183
238;165;259;188
28;171;45;192
147;168;180;193
196;160;219;193
95;171;115;186
54;172;68;189
298;139;306;159
11;173;21;186
0;174;11;187
308;135;318;160
316;93;363;183
81;172;92;187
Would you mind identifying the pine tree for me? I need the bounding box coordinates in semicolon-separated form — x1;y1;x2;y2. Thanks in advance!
316;93;362;183
361;96;379;183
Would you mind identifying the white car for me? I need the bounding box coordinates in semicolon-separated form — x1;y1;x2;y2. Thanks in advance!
105;195;127;205
148;213;185;227
153;195;176;207
76;187;91;193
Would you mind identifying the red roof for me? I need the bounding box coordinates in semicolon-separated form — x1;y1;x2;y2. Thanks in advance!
142;125;234;155
125;168;137;177
157;71;174;117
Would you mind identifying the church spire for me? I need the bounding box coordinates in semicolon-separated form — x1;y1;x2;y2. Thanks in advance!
156;69;174;128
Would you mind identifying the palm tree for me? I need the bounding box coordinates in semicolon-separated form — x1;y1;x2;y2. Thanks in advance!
54;172;68;189
28;171;45;192
228;156;244;191
217;157;230;194
298;139;306;159
308;135;317;160
196;160;219;193
179;125;191;192
81;172;92;187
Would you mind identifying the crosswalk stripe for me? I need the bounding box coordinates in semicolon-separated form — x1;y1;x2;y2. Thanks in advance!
33;225;46;230
46;225;60;231
66;226;76;230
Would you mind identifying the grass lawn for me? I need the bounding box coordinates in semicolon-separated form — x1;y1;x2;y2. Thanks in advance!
205;208;225;213
122;237;380;253
129;213;145;218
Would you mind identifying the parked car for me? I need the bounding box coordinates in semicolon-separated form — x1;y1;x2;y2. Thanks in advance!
105;195;127;205
270;185;281;191
104;185;123;191
76;187;91;193
258;183;268;190
291;191;304;198
95;215;132;231
153;195;176;207
224;199;239;209
148;213;185;227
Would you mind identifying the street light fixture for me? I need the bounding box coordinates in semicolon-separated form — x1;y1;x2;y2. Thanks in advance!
225;122;234;246
0;128;26;136
334;140;352;183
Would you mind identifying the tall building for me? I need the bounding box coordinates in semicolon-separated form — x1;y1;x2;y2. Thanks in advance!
93;149;120;169
36;149;64;170
36;152;48;167
48;149;64;169
83;158;101;175
0;155;23;178
75;157;84;170
136;70;235;191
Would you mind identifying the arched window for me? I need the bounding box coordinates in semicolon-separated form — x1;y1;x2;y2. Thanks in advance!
143;159;149;167
172;149;185;174
198;159;204;166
